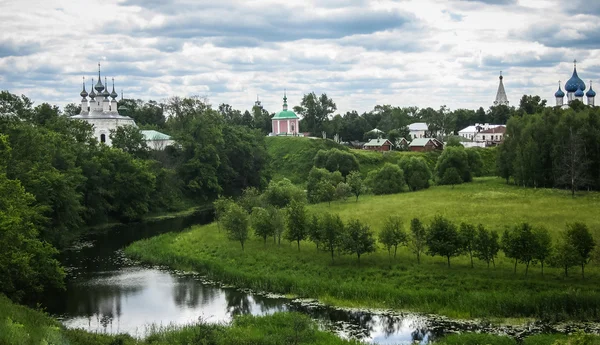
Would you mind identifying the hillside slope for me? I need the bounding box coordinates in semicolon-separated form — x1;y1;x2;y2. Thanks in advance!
266;137;497;184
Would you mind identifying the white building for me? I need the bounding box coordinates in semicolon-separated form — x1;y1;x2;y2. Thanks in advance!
408;122;428;139
458;123;503;141
141;130;175;150
474;126;506;145
71;63;171;149
554;60;595;107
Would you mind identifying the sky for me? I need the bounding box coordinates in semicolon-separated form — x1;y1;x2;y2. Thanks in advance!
1;0;599;115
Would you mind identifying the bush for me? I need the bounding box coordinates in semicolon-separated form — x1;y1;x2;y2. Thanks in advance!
263;178;305;208
366;163;407;195
436;146;471;185
313;148;359;177
398;156;432;191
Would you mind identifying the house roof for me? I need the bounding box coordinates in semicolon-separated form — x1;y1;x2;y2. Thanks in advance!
408;122;428;131
479;126;506;134
409;138;443;147
141;130;171;141
364;138;392;147
458;124;503;134
272;110;299;119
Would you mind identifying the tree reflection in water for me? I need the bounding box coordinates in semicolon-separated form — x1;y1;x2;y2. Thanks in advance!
224;289;252;316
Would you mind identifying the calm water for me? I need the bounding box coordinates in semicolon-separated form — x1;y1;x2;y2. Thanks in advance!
42;211;445;344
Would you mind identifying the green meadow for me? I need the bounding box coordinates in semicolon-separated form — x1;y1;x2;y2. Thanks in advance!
126;178;600;321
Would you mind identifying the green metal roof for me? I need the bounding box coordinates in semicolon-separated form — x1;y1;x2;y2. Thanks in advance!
272;110;298;119
363;138;392;147
409;138;439;147
141;130;171;141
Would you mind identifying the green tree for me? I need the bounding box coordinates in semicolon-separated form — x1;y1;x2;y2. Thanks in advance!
222;203;250;250
518;95;547;115
320;213;344;262
379;216;407;259
366;163;407;195
398;156;431;191
293;92;337;134
342;219;376;263
502;223;537;275
426;216;461;267
334;182;352;202
459;222;477;268
263;179;305;208
285;200;307;251
307;214;322;250
565;222;596;278
533;227;552;276
474;225;499;268
176;107;224;200
346;171;365;202
239;187;262;213
409;218;427;264
270;206;285;246
315;180;335;206
436;146;471;185
550;230;579;277
306;167;336;204
0;136;65;302
496;138;514;184
466;149;484;177
217;125;270;195
213;195;233;231
251;207;274;245
109;125;149;159
63;103;81;117
441;167;462;189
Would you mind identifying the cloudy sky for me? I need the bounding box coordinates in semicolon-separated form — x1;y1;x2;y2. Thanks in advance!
1;0;599;114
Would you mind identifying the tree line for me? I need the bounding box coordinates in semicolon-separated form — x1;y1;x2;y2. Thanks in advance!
217;185;597;278
497;103;600;195
304;145;484;206
89;92;551;143
0;91;271;303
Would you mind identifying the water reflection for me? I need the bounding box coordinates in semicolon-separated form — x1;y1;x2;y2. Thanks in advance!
44;210;442;343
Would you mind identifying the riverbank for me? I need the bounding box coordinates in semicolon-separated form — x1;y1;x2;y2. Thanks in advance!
85;203;212;234
125;179;600;321
2;294;597;345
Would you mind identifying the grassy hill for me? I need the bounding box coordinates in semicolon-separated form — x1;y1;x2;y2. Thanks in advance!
266;137;498;184
126;178;600;321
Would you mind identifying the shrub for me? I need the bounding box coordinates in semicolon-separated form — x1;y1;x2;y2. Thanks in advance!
398;156;432;191
366;163;407;195
435;146;471;184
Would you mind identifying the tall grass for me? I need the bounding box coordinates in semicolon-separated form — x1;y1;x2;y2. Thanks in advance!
126;178;600;320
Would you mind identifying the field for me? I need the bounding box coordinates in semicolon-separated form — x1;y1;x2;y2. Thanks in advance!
126;178;600;321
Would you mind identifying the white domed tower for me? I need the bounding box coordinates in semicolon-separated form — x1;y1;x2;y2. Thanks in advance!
554;81;565;107
564;60;586;103
586;81;596;106
71;63;136;145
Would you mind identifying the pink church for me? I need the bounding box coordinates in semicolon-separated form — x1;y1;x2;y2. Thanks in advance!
271;93;300;135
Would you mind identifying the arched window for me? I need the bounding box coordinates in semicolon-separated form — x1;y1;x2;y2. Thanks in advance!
100;134;106;143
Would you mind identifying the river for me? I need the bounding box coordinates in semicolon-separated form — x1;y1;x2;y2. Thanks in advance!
41;210;534;344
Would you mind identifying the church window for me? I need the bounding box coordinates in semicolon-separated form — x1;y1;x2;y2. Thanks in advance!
100;134;106;143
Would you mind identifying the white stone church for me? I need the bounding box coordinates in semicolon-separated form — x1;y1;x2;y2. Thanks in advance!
71;64;173;148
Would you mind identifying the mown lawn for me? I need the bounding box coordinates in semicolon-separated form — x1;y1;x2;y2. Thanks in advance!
126;178;600;321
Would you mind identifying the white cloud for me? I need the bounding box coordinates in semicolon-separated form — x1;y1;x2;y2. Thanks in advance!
0;0;598;114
